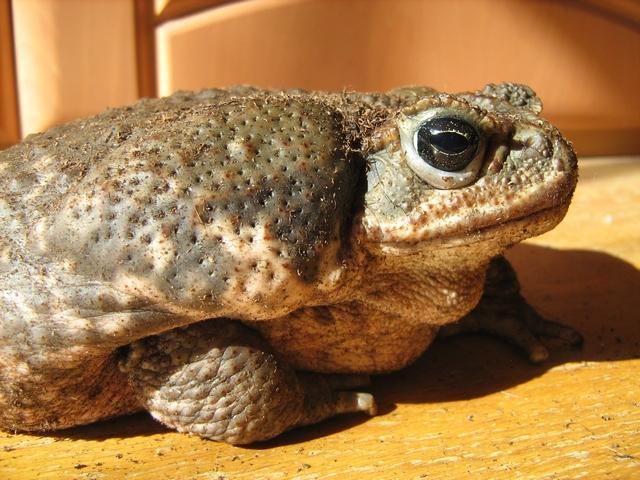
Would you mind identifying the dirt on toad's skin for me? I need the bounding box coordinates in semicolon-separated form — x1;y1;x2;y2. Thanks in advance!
1;87;413;301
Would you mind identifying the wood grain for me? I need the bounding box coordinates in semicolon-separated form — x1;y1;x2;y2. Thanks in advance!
0;0;20;148
1;157;638;479
134;0;158;98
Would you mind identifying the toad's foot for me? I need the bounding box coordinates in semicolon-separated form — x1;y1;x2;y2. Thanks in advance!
439;256;583;363
120;320;375;444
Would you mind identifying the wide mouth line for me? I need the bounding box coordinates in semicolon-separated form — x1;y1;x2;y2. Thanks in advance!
368;200;572;248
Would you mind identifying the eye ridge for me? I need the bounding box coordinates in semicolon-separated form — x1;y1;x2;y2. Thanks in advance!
416;117;479;172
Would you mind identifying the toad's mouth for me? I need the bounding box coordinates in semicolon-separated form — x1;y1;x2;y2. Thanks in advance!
362;199;572;260
422;199;568;248
361;170;576;246
360;128;578;249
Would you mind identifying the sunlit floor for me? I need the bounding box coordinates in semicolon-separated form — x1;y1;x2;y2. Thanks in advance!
1;157;639;479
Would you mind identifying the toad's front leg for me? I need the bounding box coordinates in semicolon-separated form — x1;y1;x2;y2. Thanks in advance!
120;319;376;444
439;256;583;362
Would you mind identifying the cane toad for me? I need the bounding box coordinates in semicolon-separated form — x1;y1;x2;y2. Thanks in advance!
0;83;581;444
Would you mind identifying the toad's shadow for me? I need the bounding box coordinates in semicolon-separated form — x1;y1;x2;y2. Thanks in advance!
50;244;639;446
369;243;640;406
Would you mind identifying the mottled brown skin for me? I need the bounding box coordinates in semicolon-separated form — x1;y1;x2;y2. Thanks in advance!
0;84;580;444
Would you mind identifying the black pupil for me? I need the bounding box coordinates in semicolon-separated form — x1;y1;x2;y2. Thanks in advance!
416;117;479;172
429;131;469;154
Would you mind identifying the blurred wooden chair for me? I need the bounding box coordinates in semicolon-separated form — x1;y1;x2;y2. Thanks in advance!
2;0;639;155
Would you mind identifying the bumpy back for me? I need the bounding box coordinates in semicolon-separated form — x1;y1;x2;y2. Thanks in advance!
1;91;365;317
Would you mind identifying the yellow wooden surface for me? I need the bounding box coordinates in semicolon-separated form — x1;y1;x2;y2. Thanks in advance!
1;157;639;479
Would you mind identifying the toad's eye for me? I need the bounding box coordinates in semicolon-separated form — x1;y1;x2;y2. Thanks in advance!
417;117;478;172
399;111;486;189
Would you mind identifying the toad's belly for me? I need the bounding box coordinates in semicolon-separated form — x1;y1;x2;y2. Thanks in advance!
246;304;439;374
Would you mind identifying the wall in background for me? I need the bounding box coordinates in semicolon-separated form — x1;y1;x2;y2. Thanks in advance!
3;0;640;156
11;0;138;141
